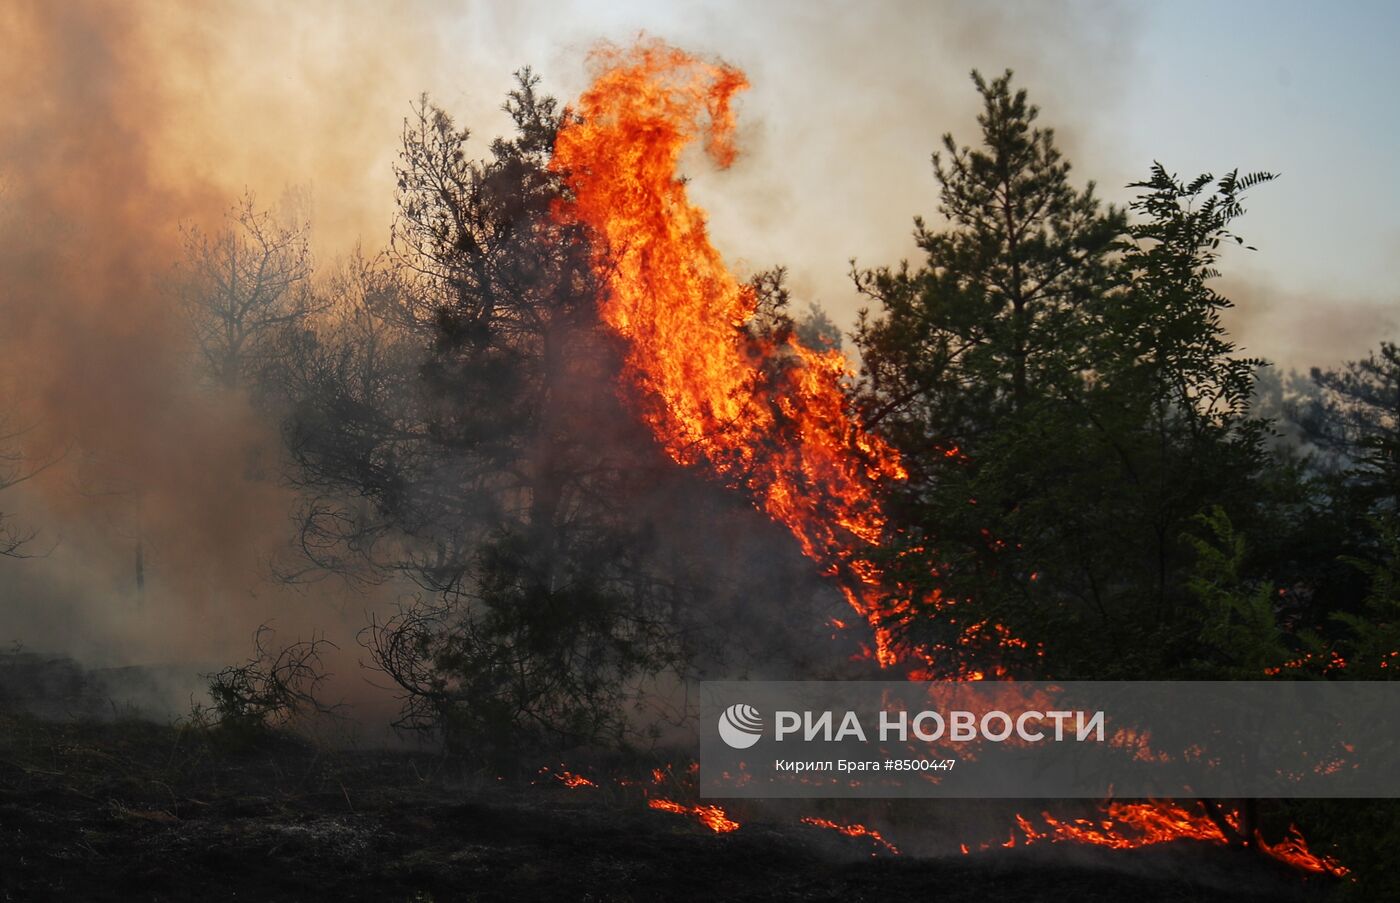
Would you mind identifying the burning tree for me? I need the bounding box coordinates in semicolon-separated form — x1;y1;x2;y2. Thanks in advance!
550;39;914;667
270;72;818;761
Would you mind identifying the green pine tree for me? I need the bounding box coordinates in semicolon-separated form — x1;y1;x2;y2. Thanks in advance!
854;73;1276;679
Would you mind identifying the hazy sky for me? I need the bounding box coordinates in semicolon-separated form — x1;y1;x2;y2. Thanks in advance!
1116;1;1400;364
1122;1;1400;289
415;0;1400;369
90;0;1393;371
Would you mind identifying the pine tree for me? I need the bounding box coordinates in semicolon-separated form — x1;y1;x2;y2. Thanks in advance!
855;70;1122;446
852;70;1122;675
854;73;1276;679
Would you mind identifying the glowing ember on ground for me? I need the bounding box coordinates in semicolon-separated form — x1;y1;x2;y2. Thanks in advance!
648;798;741;834
1256;825;1351;877
1030;801;1231;849
536;766;598;788
800;817;900;856
965;802;1347;877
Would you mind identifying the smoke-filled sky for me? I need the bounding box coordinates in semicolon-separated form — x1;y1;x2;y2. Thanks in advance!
8;0;1386;367
538;0;1400;368
82;0;1393;369
0;0;1395;686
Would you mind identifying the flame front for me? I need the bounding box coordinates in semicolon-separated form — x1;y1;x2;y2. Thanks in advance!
970;802;1347;877
649;798;741;834
550;39;908;664
801;816;901;856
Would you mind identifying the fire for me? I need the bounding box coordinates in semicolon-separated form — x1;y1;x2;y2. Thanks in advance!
550;39;910;665
557;771;597;789
648;798;741;834
1256;825;1351;877
800;816;900;856
551;38;1344;882
969;802;1347;877
1034;801;1230;848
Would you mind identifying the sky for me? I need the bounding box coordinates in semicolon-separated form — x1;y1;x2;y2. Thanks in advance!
57;0;1389;372
375;0;1400;371
1116;1;1400;366
229;0;1394;371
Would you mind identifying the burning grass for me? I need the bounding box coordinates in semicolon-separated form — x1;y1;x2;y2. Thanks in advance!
648;798;741;834
0;704;1343;901
801;816;901;856
976;802;1348;878
542;755;1346;880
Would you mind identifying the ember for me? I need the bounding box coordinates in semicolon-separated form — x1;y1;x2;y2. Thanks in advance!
966;802;1348;878
648;798;741;834
553;770;597;789
800;817;900;856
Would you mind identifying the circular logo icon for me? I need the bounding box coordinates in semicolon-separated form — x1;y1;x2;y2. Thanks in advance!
717;703;764;749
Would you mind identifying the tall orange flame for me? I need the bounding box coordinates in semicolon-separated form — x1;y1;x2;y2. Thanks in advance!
551;39;908;664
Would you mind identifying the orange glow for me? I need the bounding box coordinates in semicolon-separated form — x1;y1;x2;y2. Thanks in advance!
537;765;598;788
551;39;911;665
1035;801;1230;849
648;798;741;833
1256;824;1351;877
800;817;900;856
974;802;1347;877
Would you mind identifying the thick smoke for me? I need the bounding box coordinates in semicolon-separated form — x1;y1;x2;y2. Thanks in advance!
0;2;274;654
0;2;410;721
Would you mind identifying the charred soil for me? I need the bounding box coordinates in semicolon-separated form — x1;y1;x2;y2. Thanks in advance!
0;709;1340;902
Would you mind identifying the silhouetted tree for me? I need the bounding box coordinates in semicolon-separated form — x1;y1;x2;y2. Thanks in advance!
0;418;52;558
177;194;318;390
277;73;711;760
1303;342;1400;511
854;71;1276;678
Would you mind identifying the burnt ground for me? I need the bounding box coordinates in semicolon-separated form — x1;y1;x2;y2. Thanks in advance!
0;706;1342;903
